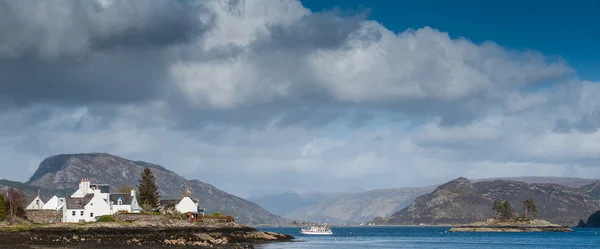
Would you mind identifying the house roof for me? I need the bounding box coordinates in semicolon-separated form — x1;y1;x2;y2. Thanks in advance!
110;194;133;205
90;184;110;194
160;198;199;206
160;199;179;206
65;194;94;209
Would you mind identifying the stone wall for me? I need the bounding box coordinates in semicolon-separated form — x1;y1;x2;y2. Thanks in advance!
26;210;62;223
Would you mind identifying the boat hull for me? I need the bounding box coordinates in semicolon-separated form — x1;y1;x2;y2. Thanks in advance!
300;231;333;235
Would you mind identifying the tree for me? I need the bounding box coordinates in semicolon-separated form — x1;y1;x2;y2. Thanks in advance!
0;194;5;221
6;188;26;218
137;168;160;209
492;201;504;218
500;201;515;220
522;199;538;219
492;200;516;221
116;185;135;193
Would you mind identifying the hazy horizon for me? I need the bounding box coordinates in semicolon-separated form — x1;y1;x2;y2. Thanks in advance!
1;0;599;198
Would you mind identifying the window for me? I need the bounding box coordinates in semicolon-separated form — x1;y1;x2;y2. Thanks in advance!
72;211;76;216
90;213;94;217
80;211;84;216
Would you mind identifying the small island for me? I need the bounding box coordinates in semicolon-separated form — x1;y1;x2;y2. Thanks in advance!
449;199;573;232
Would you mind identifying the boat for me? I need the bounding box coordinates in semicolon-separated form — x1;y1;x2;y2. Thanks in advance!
300;225;333;235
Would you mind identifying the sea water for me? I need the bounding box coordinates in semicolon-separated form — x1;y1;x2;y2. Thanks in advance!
258;226;600;249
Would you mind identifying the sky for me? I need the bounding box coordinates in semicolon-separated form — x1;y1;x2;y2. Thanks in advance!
0;0;599;198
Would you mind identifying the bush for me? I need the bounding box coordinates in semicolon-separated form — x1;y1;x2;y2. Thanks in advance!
213;212;223;216
97;215;115;222
0;195;5;221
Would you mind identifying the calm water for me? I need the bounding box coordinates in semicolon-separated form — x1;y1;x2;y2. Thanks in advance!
258;226;600;249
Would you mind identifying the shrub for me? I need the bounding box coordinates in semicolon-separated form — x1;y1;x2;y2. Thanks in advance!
0;195;5;221
213;212;223;216
97;215;115;222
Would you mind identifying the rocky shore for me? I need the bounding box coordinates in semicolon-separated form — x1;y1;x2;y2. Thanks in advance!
449;219;573;232
0;215;294;248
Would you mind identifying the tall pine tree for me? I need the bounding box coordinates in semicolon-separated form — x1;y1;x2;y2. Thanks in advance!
137;168;160;210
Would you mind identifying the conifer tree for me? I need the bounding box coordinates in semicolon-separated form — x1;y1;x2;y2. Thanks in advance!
137;168;160;209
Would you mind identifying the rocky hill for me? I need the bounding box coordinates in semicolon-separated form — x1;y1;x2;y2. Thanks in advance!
579;181;600;199
22;153;287;225
248;176;598;224
387;177;600;226
247;192;328;217
577;210;600;227
250;187;434;224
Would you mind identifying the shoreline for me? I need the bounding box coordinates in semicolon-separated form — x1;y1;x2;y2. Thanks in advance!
448;219;574;233
0;221;294;248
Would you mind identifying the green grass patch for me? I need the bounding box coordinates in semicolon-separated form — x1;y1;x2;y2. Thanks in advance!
97;215;116;222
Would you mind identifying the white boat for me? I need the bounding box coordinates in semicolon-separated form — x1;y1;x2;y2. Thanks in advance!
300;225;333;235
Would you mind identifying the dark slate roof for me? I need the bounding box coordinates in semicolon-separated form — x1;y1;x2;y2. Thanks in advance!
160;199;179;206
65;194;94;209
90;184;110;193
110;194;133;205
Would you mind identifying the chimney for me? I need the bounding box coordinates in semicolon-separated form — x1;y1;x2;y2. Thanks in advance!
79;178;91;195
130;189;136;197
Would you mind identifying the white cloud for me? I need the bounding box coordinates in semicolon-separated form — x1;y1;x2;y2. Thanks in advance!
0;0;598;198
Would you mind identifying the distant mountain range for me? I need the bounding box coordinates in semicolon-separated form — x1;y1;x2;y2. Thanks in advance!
1;153;287;225
248;176;600;224
387;177;600;226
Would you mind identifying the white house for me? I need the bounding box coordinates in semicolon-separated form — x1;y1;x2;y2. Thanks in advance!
71;178;94;198
41;195;65;211
25;193;45;210
109;189;142;213
176;197;200;214
63;178;112;222
90;183;110;201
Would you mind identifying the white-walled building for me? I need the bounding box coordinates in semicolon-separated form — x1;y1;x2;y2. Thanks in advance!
25;194;45;210
62;179;112;222
176;197;200;214
109;189;142;213
41;196;65;211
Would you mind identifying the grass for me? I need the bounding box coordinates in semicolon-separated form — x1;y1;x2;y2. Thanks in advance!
97;215;116;222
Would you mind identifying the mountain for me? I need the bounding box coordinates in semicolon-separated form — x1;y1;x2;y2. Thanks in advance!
249;187;434;224
474;176;599;188
579;181;600;199
577;210;600;227
0;179;71;201
24;153;287;225
248;176;597;224
246;192;327;217
388;177;600;225
287;187;434;224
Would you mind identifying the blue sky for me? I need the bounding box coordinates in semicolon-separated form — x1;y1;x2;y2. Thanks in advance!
302;0;600;81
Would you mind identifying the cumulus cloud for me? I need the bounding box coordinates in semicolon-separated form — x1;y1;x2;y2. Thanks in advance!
0;0;597;197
